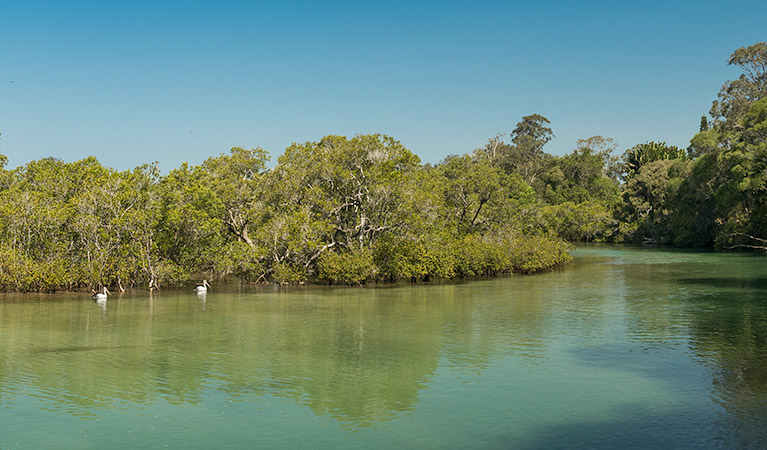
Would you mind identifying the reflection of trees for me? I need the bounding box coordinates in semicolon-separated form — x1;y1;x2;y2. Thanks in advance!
684;291;767;447
606;249;767;448
4;248;764;439
0;283;553;426
5;247;764;439
620;261;699;349
212;288;445;426
206;284;556;426
570;248;767;447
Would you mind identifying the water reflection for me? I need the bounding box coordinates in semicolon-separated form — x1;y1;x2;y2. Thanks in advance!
0;246;766;447
0;284;549;425
94;297;107;318
684;291;767;447
196;291;207;310
582;246;767;448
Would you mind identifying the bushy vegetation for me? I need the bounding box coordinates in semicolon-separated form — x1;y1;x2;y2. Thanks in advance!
466;41;767;250
2;41;765;291
0;135;572;292
613;42;767;248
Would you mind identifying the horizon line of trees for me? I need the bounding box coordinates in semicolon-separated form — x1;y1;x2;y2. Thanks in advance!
0;41;765;292
0;132;575;292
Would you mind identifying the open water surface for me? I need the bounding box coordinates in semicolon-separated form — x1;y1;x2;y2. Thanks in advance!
1;245;766;449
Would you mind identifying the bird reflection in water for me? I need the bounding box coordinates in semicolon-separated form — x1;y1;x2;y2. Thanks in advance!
197;291;207;310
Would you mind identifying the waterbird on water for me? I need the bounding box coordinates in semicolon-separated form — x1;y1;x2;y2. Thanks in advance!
92;286;110;301
194;280;211;293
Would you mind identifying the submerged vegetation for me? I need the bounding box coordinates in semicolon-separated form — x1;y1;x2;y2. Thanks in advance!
1;42;765;292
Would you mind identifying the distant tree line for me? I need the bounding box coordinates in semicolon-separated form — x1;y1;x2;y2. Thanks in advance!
470;42;767;249
616;41;767;248
0;41;764;292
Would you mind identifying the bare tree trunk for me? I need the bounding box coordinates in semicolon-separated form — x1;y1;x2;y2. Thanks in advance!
240;225;255;247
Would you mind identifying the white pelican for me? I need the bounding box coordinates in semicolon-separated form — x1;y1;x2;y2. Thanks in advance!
92;286;110;301
194;280;211;293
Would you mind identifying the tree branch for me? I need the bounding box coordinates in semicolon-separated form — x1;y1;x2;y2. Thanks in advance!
724;232;767;250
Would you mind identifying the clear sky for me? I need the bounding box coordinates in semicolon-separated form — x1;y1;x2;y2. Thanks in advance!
1;0;765;171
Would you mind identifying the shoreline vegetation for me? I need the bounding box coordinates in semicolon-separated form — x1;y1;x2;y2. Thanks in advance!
1;42;765;293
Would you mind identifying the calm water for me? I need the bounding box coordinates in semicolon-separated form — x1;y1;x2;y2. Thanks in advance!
1;246;766;449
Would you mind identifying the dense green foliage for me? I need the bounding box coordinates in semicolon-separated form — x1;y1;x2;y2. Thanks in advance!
0;136;571;291
473;41;767;249
2;41;766;291
616;42;767;247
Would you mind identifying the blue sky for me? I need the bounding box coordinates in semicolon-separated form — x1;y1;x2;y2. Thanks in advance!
1;0;765;170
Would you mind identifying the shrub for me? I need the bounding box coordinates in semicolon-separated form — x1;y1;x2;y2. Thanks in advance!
317;249;376;284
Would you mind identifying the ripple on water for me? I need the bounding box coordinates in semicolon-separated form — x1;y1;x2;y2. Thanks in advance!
1;246;767;448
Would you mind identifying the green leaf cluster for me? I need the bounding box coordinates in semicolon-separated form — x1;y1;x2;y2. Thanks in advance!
0;134;575;291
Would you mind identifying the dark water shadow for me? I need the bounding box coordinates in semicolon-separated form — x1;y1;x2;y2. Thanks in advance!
502;403;763;450
676;277;767;290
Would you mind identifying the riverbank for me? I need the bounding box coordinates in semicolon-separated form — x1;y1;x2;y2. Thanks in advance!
0;234;572;293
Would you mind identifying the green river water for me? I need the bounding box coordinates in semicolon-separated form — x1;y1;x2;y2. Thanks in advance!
1;245;766;449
